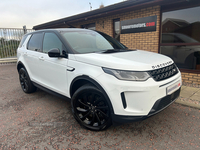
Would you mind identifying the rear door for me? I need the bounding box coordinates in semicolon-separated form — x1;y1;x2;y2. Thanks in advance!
25;32;44;81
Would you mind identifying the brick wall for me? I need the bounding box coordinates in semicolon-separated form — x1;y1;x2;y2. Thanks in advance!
71;17;114;37
181;72;200;86
120;6;160;53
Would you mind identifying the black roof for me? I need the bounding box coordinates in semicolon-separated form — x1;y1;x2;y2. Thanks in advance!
27;28;95;34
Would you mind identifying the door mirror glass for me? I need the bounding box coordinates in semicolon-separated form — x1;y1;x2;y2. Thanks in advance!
48;48;61;57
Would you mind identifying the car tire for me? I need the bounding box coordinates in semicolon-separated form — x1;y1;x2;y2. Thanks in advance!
71;85;112;131
19;68;37;93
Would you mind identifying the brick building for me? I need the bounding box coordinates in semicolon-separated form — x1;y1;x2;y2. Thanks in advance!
33;0;200;86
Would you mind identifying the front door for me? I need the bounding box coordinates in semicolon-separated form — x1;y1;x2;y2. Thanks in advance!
37;32;68;96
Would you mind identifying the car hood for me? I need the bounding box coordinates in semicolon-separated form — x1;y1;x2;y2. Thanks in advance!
73;50;174;71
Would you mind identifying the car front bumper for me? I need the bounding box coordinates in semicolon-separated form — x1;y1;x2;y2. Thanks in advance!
96;70;182;118
111;88;180;125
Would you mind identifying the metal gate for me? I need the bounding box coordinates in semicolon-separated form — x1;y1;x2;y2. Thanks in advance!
0;28;34;58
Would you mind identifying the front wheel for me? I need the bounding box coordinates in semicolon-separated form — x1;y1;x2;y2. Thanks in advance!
71;85;112;131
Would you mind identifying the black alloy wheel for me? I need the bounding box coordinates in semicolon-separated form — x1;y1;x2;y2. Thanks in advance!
71;85;112;131
19;68;36;93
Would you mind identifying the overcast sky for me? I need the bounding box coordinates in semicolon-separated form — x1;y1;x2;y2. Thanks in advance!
0;0;123;29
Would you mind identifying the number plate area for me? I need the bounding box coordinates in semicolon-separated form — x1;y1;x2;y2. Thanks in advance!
167;80;181;95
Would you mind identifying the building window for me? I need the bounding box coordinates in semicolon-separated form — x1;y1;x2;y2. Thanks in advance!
82;23;96;30
160;6;200;70
113;19;120;42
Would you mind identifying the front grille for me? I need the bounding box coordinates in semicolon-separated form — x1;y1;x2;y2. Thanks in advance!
148;63;178;81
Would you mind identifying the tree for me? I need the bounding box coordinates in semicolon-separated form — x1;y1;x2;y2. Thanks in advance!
99;2;104;9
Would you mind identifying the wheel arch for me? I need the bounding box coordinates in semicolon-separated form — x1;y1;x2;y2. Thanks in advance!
17;61;26;72
70;75;114;114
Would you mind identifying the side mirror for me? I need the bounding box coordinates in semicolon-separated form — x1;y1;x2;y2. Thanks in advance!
48;48;61;57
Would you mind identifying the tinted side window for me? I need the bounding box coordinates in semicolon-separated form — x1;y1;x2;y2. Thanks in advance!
27;33;43;51
43;33;63;53
19;35;28;48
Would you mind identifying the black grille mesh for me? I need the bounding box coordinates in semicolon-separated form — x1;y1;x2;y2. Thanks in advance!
148;64;178;81
148;88;181;116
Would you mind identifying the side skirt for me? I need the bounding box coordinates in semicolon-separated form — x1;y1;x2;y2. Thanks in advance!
32;82;71;101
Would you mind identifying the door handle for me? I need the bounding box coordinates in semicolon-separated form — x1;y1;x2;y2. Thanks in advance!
39;56;44;61
67;66;75;72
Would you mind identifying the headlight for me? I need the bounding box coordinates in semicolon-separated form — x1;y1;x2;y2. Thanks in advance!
102;68;150;81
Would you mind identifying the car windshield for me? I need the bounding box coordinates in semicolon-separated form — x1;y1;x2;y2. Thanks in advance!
61;30;127;54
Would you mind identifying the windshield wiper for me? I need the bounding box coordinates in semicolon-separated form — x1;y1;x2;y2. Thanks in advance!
98;49;132;53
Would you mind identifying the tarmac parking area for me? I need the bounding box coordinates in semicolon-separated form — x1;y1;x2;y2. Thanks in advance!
0;64;200;150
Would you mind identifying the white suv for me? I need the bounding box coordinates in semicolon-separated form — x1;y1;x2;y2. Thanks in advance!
17;29;182;131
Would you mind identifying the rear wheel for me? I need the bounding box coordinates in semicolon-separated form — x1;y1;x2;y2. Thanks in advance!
71;85;112;131
19;68;37;93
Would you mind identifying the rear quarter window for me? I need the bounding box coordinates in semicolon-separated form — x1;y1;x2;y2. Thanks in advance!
27;33;43;52
19;35;28;48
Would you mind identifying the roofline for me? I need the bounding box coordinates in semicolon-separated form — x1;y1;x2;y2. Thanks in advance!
162;18;189;27
33;0;156;30
33;0;187;30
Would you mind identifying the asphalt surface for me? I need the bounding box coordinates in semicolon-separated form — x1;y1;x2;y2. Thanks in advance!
0;64;200;150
